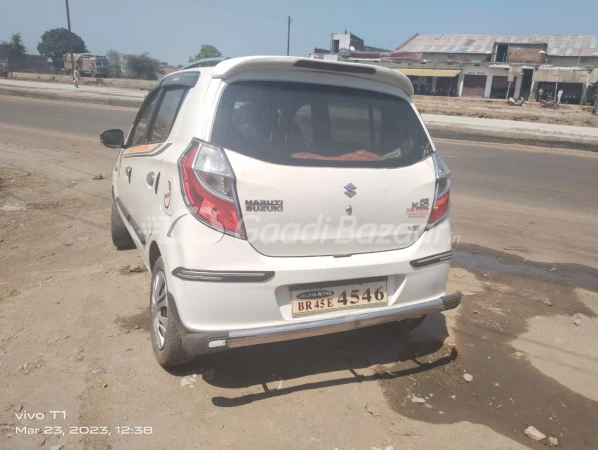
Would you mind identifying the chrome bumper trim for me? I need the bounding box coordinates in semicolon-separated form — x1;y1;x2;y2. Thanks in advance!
226;294;461;349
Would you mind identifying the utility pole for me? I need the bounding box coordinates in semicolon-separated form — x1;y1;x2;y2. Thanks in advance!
287;16;292;56
65;0;75;79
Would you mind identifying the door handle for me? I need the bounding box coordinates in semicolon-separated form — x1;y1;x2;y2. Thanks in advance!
125;166;132;182
146;172;155;187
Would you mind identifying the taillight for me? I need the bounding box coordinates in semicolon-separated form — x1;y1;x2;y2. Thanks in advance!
179;140;245;238
427;153;451;228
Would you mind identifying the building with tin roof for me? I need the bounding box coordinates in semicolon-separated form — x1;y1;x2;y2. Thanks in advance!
311;32;598;104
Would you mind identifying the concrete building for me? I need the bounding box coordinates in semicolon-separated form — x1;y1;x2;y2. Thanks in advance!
330;32;391;54
311;33;598;104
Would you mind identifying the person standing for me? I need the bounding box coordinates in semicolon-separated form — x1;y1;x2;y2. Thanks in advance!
593;90;598;114
73;67;80;88
537;87;544;102
557;88;564;104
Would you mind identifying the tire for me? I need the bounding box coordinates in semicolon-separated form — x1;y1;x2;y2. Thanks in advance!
111;200;134;249
397;315;427;332
150;257;193;367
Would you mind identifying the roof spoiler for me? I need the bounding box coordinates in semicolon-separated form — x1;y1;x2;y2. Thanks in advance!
211;56;415;97
181;57;230;70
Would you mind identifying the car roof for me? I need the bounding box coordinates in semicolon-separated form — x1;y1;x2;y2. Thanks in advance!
167;56;414;96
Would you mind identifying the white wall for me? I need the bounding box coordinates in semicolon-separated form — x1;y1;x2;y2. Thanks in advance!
462;65;511;78
331;33;352;50
514;76;523;98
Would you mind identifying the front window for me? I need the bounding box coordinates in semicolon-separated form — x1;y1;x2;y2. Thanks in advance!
130;93;159;146
147;87;188;143
211;81;433;168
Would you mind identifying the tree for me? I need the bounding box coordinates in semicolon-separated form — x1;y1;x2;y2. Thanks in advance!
106;49;124;76
125;53;161;80
10;33;26;59
37;28;88;70
189;44;222;63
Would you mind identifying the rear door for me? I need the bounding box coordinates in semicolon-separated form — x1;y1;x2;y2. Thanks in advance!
118;72;198;245
120;85;191;244
210;80;437;257
118;88;161;244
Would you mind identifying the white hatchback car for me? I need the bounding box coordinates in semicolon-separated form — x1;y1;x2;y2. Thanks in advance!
101;56;461;367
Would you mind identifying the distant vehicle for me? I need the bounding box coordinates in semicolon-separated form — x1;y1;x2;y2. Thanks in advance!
100;56;461;367
63;53;109;78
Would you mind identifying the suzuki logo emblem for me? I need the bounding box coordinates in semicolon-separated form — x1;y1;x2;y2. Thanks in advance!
344;183;357;198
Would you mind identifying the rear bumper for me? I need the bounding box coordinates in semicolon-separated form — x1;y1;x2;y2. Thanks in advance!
176;292;461;355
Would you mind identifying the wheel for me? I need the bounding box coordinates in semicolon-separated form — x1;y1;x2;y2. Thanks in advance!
150;257;193;367
111;199;134;249
397;315;427;332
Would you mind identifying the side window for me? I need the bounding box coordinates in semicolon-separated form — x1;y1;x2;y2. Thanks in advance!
147;87;188;143
130;92;160;147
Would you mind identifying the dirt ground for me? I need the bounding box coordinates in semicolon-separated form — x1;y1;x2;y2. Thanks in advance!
8;72;154;91
415;96;598;128
1;115;598;449
9;72;598;128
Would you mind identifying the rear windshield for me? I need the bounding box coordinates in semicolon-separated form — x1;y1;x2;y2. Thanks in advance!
211;81;433;168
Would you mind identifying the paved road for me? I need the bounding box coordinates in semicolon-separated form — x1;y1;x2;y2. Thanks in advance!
0;95;135;138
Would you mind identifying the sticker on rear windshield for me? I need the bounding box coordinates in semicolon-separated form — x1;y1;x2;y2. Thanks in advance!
406;198;430;219
245;200;283;212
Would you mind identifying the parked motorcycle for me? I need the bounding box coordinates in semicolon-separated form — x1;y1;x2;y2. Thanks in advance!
541;98;560;109
507;97;527;107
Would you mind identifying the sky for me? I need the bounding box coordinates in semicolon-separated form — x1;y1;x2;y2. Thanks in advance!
1;0;597;65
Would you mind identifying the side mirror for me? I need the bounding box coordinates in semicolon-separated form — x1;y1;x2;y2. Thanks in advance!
100;129;124;148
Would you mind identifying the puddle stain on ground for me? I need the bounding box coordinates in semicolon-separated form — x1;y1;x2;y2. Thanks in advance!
454;243;598;294
382;243;598;449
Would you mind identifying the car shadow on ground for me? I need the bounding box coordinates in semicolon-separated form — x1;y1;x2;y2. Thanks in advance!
167;313;455;407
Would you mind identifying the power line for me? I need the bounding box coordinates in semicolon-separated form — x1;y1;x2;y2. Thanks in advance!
287;16;292;56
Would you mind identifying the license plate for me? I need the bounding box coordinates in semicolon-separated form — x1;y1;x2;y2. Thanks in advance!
291;279;388;315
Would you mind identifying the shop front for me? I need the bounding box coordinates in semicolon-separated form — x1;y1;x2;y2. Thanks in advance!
395;68;461;96
462;74;487;97
490;76;517;99
531;67;591;105
459;65;521;99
